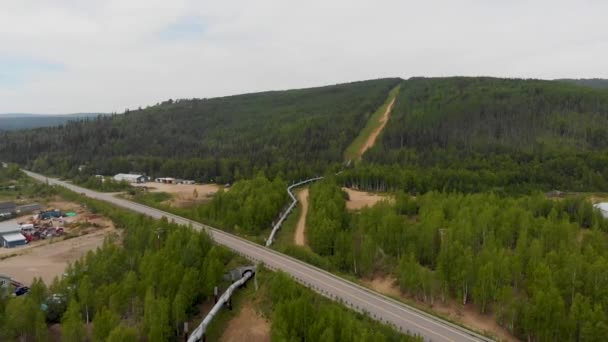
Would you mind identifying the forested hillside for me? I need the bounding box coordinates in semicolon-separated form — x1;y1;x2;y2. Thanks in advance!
361;77;608;193
0;78;399;183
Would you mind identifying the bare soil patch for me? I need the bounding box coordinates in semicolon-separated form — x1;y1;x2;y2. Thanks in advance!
219;302;270;342
343;187;392;211
294;188;309;246
358;98;395;158
0;198;117;285
134;182;220;208
0;227;116;285
365;275;518;342
362;275;401;297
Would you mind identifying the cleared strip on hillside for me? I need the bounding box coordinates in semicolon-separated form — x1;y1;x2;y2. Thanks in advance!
344;84;401;162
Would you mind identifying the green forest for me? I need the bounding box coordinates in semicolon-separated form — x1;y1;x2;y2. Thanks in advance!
4;77;608;192
1;186;233;341
0;78;399;183
4;76;608;340
132;173;287;241
359;77;608;193
0;185;409;341
299;178;608;341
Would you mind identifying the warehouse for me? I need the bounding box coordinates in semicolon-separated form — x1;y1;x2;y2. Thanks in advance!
0;219;26;248
113;173;146;183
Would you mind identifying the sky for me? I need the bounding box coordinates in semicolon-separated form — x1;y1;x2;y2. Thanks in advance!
1;0;607;113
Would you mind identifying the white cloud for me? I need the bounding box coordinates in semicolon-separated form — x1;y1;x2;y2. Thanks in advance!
0;0;606;113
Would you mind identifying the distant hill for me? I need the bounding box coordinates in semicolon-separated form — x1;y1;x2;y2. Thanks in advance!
372;77;608;155
5;76;608;191
0;78;400;181
357;77;608;192
0;113;106;131
558;78;608;89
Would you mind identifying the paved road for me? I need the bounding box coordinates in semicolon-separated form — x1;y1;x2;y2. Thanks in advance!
26;171;492;342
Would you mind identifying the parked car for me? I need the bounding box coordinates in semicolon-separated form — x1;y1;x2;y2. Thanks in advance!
14;286;29;296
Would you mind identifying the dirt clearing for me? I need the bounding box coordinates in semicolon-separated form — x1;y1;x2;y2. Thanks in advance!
362;275;401;298
343;187;392;210
134;182;220;207
133;182;221;208
365;275;518;342
219;302;270;342
358;97;395;158
294;188;309;246
0;198;117;285
0;227;116;285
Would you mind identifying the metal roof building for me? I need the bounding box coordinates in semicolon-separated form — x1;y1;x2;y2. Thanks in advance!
594;203;608;218
113;173;146;183
0;219;20;234
0;219;26;248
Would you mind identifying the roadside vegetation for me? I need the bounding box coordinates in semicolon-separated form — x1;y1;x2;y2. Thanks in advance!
293;178;608;341
1;186;237;341
0;164;57;202
73;175;133;193
0;184;413;341
130;173;288;243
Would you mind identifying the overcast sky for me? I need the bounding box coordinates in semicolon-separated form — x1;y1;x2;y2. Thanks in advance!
1;0;607;114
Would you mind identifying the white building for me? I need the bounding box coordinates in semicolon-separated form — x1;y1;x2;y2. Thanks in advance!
0;219;26;248
594;203;608;219
113;173;146;183
155;177;176;184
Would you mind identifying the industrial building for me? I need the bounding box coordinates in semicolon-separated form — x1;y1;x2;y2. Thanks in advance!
594;203;608;218
113;173;146;183
155;177;176;184
0;219;27;248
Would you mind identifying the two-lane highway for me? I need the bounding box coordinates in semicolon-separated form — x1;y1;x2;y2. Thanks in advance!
25;170;492;342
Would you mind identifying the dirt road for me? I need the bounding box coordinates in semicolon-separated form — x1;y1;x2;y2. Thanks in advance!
358;98;396;158
294;188;309;246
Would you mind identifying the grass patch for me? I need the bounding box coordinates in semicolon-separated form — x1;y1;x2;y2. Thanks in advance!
126;192;271;245
344;84;401;162
132;191;173;206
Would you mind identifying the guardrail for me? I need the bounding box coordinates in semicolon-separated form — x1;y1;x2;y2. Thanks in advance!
265;176;324;247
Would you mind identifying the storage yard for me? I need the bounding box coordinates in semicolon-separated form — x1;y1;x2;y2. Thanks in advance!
0;197;116;285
